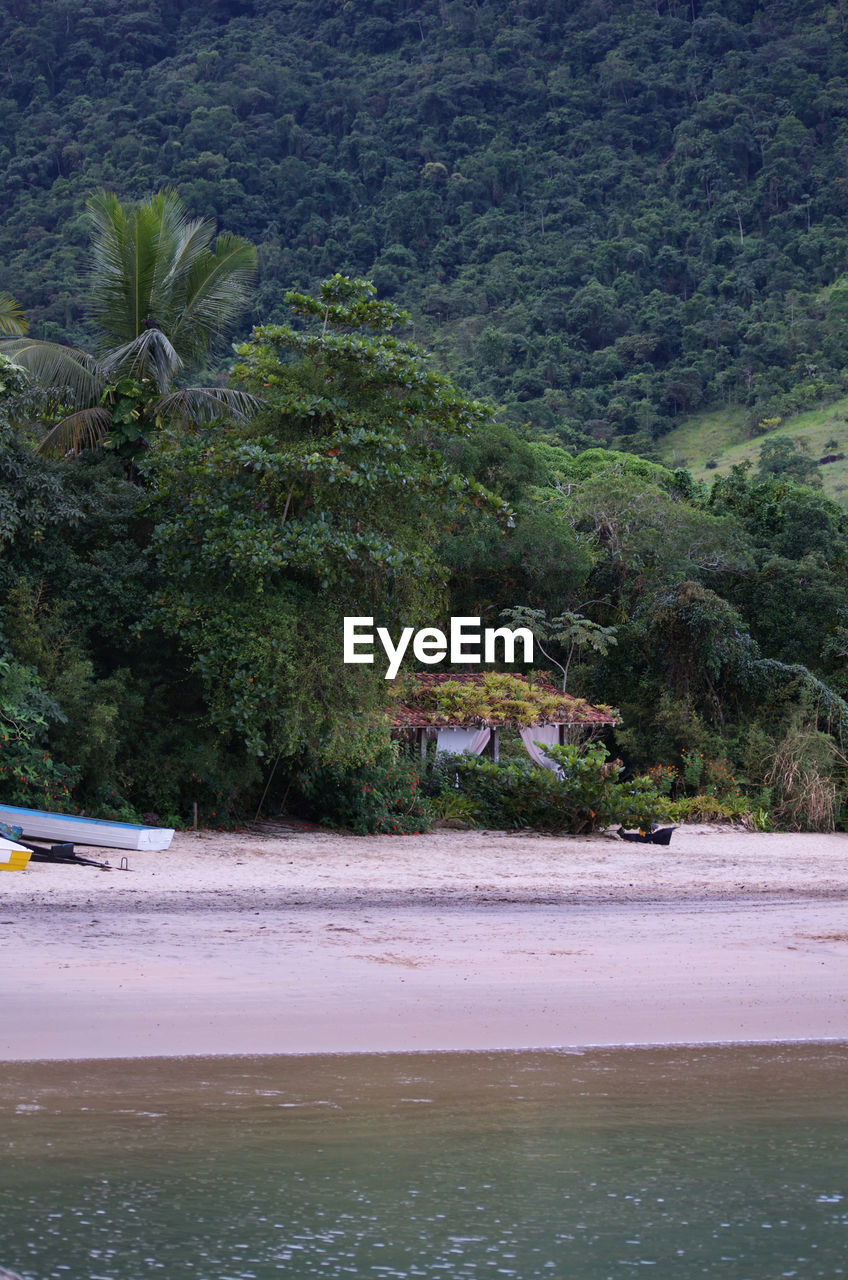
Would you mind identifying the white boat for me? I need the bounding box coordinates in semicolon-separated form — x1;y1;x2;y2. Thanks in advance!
0;804;174;851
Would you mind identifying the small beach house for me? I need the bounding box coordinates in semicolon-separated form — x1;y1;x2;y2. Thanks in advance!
388;672;617;770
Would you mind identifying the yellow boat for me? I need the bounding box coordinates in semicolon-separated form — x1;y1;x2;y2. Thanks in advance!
0;834;31;871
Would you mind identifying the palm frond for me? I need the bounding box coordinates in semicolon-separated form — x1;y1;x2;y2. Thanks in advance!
167;218;218;283
87;190;134;343
148;189;215;325
173;234;257;360
101;327;183;393
87;189;160;346
154;386;262;425
35;406;113;457
0;338;103;405
0;291;27;335
155;188;215;283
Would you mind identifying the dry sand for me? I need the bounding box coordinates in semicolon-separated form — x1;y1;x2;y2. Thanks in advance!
2;823;848;1060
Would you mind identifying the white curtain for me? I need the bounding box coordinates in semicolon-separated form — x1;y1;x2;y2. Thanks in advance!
435;726;492;756
520;724;560;771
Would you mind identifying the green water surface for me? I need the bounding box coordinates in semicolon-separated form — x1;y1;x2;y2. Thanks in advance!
1;1045;847;1279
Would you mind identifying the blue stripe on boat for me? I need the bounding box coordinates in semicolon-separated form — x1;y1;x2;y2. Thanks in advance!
0;804;150;832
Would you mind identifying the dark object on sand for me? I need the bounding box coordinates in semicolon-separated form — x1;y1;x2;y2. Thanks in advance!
617;825;675;846
22;839;116;870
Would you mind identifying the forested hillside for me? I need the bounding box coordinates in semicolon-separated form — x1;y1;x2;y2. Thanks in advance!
3;0;848;446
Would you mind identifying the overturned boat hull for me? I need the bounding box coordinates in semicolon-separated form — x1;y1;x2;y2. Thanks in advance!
0;804;174;851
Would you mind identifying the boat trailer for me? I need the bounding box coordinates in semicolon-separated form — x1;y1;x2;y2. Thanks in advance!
1;823;130;870
21;838;123;869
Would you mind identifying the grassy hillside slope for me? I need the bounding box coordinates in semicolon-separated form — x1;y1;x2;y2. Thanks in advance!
658;398;848;504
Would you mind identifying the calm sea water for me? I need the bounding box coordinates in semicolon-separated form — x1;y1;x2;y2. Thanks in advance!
1;1045;847;1280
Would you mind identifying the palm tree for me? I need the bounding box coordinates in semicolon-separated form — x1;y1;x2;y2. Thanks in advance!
0;189;258;455
0;291;27;335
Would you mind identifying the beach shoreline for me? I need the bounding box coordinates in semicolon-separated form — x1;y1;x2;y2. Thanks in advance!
3;824;848;1062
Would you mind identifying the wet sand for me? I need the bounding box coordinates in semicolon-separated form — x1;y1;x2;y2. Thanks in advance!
2;824;848;1060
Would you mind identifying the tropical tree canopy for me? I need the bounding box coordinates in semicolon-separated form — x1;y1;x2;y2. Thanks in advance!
0;189;257;457
146;275;508;757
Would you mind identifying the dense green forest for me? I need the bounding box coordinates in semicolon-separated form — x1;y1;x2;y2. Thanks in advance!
3;238;848;831
3;2;848;834
4;0;848;445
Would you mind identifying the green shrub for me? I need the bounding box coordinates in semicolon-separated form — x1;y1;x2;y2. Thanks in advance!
0;656;78;810
428;791;482;823
612;772;676;832
671;794;747;824
430;743;671;834
295;743;429;835
432;754;568;830
0;744;77;811
85;783;143;825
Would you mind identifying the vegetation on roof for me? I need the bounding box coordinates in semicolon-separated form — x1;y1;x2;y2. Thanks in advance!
389;672;617;729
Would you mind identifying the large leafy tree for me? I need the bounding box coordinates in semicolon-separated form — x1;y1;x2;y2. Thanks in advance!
147;275;507;758
706;463;848;676
0;189;257;457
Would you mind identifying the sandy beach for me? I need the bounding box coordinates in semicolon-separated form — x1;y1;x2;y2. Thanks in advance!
3;823;848;1060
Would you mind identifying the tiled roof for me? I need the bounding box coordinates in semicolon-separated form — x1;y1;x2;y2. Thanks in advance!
388;671;617;729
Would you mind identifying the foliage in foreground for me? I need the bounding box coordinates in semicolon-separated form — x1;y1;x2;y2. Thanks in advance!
294;740;428;835
426;744;671;836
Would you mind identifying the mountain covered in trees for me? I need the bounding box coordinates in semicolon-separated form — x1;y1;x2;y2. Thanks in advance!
3;0;848;449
